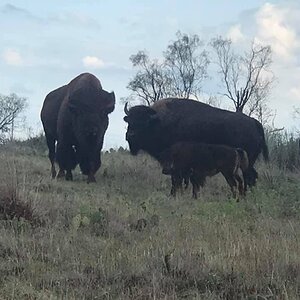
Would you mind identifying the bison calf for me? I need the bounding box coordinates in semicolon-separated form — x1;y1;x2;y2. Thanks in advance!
159;142;249;199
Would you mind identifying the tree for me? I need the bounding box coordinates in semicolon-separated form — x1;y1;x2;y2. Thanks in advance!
164;31;209;99
211;37;273;115
0;93;27;141
126;51;169;106
126;31;209;106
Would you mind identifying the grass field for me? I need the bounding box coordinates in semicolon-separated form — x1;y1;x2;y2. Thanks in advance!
0;142;300;299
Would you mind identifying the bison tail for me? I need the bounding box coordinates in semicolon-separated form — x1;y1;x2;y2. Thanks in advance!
255;119;269;162
236;148;249;172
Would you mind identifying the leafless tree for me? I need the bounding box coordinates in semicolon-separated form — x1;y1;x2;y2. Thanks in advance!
126;32;209;106
293;107;300;116
211;37;273;114
0;93;27;141
126;51;170;106
164;31;209;99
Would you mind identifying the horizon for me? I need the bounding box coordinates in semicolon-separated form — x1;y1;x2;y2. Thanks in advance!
1;0;300;148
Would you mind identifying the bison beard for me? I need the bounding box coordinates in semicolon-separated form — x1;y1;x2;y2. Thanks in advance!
41;73;115;183
124;98;269;189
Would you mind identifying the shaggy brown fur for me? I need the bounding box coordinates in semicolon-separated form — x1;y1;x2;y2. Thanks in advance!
41;73;115;183
124;98;268;189
160;142;249;199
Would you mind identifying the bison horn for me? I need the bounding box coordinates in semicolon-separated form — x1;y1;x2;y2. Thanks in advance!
124;102;130;115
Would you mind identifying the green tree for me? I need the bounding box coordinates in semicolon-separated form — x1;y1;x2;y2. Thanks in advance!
126;51;168;106
126;31;209;105
164;31;209;99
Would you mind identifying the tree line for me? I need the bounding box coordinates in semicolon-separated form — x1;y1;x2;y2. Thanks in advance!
124;32;274;126
0;32;274;142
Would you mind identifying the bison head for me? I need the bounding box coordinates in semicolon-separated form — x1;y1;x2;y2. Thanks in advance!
123;103;160;155
68;88;115;177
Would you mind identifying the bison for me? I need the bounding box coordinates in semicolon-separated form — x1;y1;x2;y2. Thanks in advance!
159;142;249;199
123;98;268;188
41;73;115;183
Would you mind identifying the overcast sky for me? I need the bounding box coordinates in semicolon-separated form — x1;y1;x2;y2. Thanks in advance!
1;0;300;148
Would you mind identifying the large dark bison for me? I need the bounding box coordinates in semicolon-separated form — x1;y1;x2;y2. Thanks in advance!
123;98;268;187
159;142;249;199
41;73;115;182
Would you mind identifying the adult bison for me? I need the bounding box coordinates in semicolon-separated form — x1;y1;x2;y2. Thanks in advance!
41;73;115;182
123;98;268;187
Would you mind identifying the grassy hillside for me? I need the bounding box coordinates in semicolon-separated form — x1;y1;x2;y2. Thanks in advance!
0;142;300;299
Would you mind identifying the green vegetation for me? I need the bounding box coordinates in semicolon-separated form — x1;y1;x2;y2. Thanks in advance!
0;138;300;299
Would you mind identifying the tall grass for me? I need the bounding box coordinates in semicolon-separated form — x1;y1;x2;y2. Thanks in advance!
267;130;300;170
0;133;299;299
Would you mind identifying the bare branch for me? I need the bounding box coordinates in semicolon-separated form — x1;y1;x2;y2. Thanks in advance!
211;37;273;119
0;93;27;140
126;32;209;105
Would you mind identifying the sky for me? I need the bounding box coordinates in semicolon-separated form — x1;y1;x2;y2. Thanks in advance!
1;0;300;149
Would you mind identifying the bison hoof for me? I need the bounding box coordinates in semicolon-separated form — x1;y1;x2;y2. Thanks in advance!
170;191;176;197
56;170;65;179
65;172;73;181
87;176;96;184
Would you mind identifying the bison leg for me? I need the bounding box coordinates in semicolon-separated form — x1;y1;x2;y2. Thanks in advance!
190;175;199;199
234;168;246;197
56;142;77;181
86;157;100;183
45;133;57;179
87;173;96;183
65;170;73;181
182;169;190;190
183;176;189;189
191;182;199;199
56;169;65;178
170;175;177;196
190;171;205;199
222;172;238;199
170;173;182;197
243;166;258;189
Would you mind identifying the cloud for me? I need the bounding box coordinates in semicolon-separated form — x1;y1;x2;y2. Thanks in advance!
1;3;40;21
255;3;300;61
290;87;300;100
227;24;244;43
2;49;23;66
49;12;101;29
9;83;33;95
2;4;100;29
2;3;29;15
82;56;105;69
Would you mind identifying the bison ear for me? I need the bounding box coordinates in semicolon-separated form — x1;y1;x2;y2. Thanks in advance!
104;91;115;114
123;116;129;123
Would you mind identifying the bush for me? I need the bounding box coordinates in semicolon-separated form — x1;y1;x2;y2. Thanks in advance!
267;130;300;170
0;187;42;226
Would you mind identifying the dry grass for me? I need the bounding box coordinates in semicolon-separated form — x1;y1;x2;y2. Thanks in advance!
0;146;299;299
